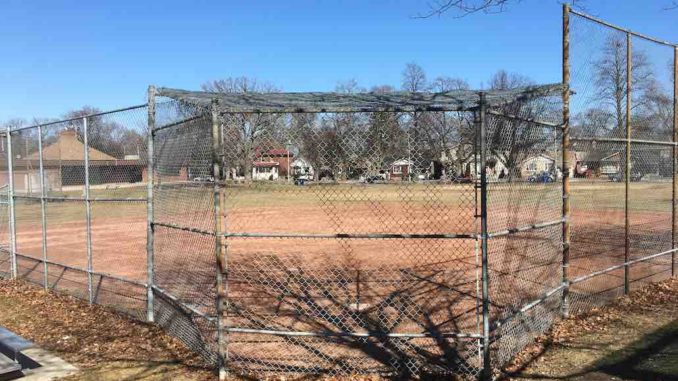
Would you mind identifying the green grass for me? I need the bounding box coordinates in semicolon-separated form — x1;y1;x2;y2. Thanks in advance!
570;181;672;212
12;181;673;225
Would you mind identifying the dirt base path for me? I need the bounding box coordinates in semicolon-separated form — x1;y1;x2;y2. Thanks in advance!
504;278;678;381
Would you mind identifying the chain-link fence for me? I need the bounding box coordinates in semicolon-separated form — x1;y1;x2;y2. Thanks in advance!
0;6;674;381
2;105;150;320
147;84;563;380
566;7;677;316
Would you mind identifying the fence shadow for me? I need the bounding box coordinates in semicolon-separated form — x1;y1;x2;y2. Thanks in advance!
224;254;485;380
500;318;678;381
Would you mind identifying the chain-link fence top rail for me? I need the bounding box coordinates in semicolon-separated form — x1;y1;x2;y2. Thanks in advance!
151;85;563;379
5;105;150;319
567;9;677;318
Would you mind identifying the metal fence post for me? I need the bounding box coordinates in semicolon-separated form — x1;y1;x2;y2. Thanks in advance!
147;85;156;322
212;99;227;380
561;2;571;318
83;117;94;304
672;46;677;278
624;32;632;294
38;125;48;289
478;92;491;381
6;127;17;279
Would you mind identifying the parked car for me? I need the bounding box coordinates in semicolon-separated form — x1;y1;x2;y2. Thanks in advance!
528;171;555;183
364;175;386;184
192;176;215;182
294;174;312;185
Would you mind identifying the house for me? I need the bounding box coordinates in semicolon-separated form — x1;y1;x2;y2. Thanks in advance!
598;152;621;176
520;154;556;178
389;159;413;180
1;129;145;193
255;148;294;178
252;161;279;180
252;148;294;181
291;157;314;179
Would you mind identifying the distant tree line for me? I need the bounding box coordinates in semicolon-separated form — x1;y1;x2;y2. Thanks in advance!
2;107;146;161
201;64;552;181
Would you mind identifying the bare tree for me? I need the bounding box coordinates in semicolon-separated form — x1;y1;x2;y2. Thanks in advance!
202;77;277;94
488;70;533;90
335;78;365;94
202;76;282;180
483;70;556;179
430;76;470;93
633;80;673;140
428;77;475;177
417;0;678;18
366;85;407;175
327;81;369;180
61;107;144;159
2;119;30;159
402;63;429;92
417;0;512;18
572;107;614;138
593;36;654;136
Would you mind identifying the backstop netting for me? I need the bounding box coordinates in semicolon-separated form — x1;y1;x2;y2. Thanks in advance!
152;96;485;378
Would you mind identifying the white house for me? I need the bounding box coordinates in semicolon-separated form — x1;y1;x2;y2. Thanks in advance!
520;154;556;178
389;159;413;180
252;161;279;180
291;157;314;179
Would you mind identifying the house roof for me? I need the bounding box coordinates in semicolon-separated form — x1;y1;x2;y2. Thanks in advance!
391;159;414;166
253;161;279;168
26;130;117;161
523;153;556;162
601;152;621;161
256;148;293;157
157;84;563;113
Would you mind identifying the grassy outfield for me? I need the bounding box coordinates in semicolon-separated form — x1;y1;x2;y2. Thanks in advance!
569;180;672;212
10;180;673;226
14;185;148;225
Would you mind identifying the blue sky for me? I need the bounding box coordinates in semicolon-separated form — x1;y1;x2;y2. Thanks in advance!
0;0;676;121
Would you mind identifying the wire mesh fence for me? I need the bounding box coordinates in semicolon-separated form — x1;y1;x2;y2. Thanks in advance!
151;92;489;378
3;106;150;320
567;8;677;317
0;6;674;381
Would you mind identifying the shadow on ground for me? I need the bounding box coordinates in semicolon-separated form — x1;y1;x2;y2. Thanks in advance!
506;318;678;381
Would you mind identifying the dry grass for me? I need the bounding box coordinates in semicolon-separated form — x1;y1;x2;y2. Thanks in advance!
503;277;678;381
0;279;213;381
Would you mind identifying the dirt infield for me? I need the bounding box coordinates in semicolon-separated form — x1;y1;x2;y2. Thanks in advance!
6;180;675;375
10;181;674;312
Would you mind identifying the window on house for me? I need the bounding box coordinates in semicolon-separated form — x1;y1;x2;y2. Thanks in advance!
393;165;402;174
527;162;537;171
